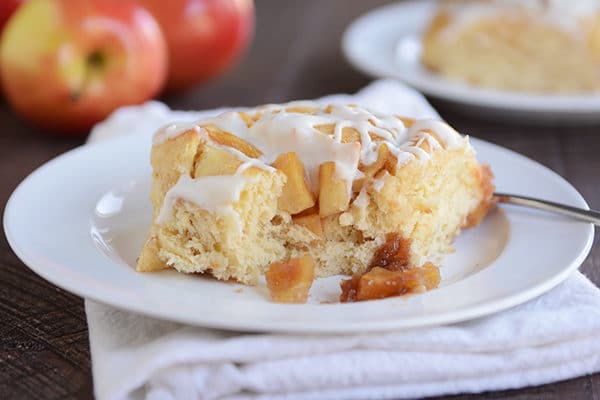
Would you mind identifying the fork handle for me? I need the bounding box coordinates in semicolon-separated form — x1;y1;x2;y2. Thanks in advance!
494;192;600;226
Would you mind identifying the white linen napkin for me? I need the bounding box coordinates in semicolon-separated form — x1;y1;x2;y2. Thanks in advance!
86;80;600;400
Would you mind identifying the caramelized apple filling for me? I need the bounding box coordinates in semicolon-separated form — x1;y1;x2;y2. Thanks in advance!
340;234;441;302
340;264;440;302
369;233;411;271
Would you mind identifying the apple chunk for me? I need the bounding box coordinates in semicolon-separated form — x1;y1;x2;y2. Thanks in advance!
205;126;262;158
364;144;389;178
318;161;350;217
340;263;441;302
292;211;323;237
353;144;389;192
397;116;416;128
314;124;361;144
193;145;242;177
265;256;315;304
285;105;318;114
272;152;315;214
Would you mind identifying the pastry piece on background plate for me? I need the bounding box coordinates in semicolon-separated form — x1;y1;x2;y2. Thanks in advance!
422;0;600;93
137;102;495;301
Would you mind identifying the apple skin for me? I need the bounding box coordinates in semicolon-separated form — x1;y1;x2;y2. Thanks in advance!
0;0;23;33
139;0;254;92
0;0;168;135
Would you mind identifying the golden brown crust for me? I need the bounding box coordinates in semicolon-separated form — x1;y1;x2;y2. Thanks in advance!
464;165;496;229
137;235;166;272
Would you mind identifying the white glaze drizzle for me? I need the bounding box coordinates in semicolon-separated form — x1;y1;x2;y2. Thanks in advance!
234;111;361;193
406;119;463;150
372;171;389;192
155;137;274;223
153;102;467;222
157;174;247;224
352;187;370;209
202;111;250;134
153;122;200;144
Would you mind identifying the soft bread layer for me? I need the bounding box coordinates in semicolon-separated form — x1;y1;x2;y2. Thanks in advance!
422;8;600;93
155;168;287;284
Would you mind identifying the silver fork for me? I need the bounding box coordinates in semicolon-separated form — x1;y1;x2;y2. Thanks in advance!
494;192;600;226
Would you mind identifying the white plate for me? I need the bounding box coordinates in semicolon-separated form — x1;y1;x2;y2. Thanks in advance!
4;132;594;333
342;0;600;123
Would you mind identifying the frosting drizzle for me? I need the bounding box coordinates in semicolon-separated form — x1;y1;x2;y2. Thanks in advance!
154;102;467;221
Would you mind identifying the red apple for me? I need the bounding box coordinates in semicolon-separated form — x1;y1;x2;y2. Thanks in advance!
139;0;254;92
0;0;23;33
0;0;168;135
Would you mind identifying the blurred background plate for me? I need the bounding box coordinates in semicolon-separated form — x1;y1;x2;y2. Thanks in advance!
342;0;600;124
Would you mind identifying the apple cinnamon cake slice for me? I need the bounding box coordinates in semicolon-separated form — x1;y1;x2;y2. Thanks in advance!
138;102;495;299
421;0;600;93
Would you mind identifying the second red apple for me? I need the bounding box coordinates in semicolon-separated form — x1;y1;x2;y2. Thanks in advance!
140;0;255;91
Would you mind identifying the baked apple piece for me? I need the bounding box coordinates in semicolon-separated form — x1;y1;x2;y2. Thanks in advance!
205;125;262;158
266;255;315;303
193;145;242;177
340;263;441;302
292;210;323;237
272;152;315;214
318;161;350;217
340;234;441;302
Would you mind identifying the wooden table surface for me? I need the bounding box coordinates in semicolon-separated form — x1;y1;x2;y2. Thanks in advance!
1;0;599;398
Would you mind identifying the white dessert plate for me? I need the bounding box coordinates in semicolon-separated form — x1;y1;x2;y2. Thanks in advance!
342;0;600;123
4;132;594;333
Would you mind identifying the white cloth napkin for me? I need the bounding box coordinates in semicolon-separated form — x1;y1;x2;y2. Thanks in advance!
86;80;600;400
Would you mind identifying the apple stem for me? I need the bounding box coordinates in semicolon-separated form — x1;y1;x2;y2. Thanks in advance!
70;50;106;102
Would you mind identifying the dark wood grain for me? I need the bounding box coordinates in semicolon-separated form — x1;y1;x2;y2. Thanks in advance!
1;0;598;399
